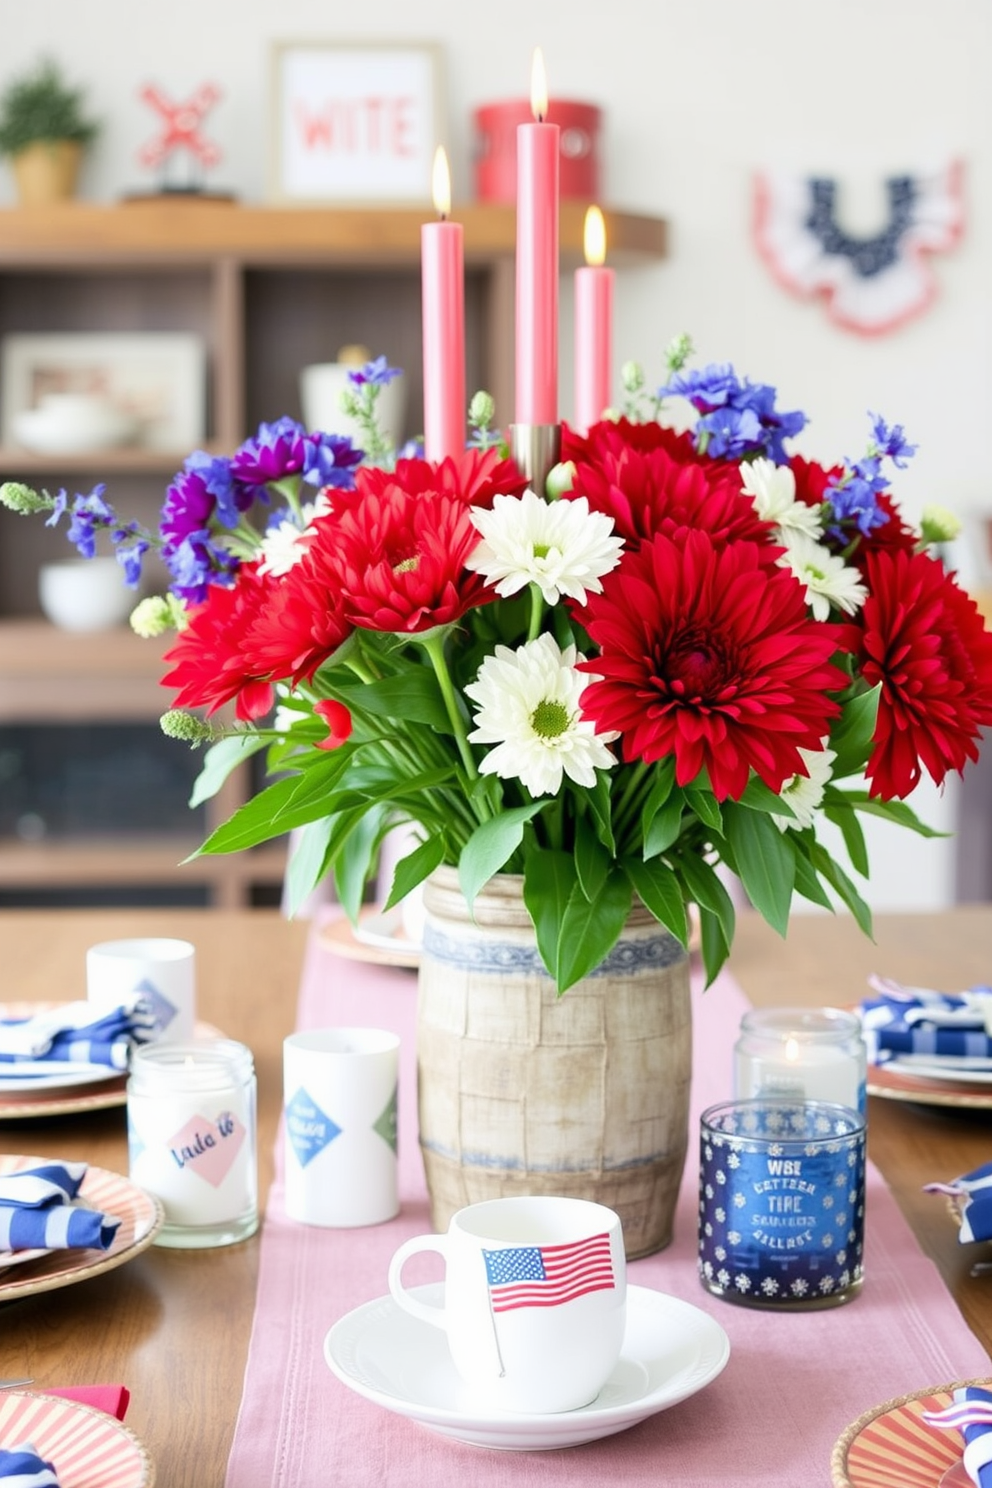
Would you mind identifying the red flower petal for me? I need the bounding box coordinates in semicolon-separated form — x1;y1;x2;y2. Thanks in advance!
161;565;276;721
577;528;847;801
314;697;353;749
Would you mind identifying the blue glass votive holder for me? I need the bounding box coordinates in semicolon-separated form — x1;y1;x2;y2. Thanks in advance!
698;1099;866;1310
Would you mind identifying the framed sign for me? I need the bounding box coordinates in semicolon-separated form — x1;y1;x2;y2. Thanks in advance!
270;41;444;204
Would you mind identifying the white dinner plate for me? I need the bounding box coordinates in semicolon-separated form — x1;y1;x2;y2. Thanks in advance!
324;1282;730;1451
888;1059;992;1086
0;1062;124;1093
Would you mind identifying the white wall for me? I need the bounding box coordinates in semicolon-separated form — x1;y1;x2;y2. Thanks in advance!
2;0;989;910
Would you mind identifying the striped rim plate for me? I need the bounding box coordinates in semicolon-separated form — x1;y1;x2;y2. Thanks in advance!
0;1155;164;1303
0;1392;153;1487
831;1381;992;1488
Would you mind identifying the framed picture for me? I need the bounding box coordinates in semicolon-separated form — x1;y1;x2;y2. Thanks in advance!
270;40;444;205
0;333;206;452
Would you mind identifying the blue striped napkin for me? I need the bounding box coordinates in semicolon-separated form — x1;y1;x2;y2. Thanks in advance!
925;1160;992;1243
0;1443;59;1486
0;999;156;1074
924;1385;992;1486
0;1162;121;1253
860;976;992;1064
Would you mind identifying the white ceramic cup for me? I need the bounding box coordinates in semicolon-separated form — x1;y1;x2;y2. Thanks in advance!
299;362;406;447
86;937;197;1042
38;556;133;632
283;1027;399;1227
388;1195;627;1413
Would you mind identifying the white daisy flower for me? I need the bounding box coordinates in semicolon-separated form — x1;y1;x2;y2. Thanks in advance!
777;529;868;620
257;493;333;576
465;633;618;797
772;744;837;832
740;458;822;538
465;488;623;605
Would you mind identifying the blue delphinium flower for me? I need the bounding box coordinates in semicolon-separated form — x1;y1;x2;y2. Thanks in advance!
659;362;806;464
230;416;362;493
305;431;364;489
348;355;401;388
825;413;918;538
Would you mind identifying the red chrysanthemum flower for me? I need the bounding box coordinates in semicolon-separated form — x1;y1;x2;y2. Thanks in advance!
563;416;775;554
161;564;277;721
355;446;527;511
849;549;992;798
243;542;352;685
310;465;491;633
577;529;848;800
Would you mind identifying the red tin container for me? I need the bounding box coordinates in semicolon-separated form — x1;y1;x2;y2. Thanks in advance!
473;99;602;202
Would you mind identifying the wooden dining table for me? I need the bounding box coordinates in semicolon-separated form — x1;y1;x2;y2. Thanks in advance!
0;903;990;1488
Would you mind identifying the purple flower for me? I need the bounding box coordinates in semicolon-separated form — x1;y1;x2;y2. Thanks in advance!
348;356;401;388
65;485;116;558
825;412;917;538
165;531;239;603
182;450;245;527
303;431;363;489
660;363;807;464
161;467;218;549
869;413;917;468
230;417;310;487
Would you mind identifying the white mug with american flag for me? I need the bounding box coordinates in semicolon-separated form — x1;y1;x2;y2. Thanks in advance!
387;1195;626;1413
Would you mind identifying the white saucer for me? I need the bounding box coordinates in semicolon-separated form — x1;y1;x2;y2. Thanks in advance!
324;1282;730;1451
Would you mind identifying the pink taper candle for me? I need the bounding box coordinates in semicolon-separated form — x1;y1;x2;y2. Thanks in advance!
515;48;559;426
574;205;614;433
421;146;465;463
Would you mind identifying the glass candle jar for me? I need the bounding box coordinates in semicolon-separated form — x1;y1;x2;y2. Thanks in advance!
734;1007;867;1115
127;1039;258;1249
698;1099;866;1309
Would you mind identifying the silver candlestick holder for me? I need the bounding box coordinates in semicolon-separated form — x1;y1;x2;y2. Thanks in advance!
510;423;562;496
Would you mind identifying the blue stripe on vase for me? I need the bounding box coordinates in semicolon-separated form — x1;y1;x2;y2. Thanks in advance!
420;1136;670;1173
421;925;684;977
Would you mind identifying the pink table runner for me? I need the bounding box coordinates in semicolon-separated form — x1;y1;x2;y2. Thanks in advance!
225;917;990;1487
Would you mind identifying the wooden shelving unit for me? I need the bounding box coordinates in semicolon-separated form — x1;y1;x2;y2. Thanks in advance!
0;198;668;906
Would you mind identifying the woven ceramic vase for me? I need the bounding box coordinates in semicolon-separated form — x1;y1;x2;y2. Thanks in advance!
416;866;692;1259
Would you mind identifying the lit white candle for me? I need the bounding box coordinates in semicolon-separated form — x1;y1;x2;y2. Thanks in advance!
574;204;614;433
734;1007;867;1112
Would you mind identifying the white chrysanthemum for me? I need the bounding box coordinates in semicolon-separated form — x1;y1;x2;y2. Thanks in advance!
465;633;618;797
772;744;837;832
777;530;868;620
465;488;623;605
740;458;822;538
257;493;333;576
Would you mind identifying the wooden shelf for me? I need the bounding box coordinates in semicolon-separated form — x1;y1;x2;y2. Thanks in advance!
0;620;168;721
0;445;209;476
0;199;667;268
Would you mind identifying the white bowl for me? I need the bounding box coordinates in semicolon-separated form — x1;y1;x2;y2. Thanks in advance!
38;558;134;632
13;393;138;455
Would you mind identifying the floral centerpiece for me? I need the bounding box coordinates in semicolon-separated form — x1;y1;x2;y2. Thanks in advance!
5;340;992;992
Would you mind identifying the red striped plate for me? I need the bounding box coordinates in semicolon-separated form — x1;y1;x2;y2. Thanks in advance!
831;1382;992;1487
0;1392;153;1487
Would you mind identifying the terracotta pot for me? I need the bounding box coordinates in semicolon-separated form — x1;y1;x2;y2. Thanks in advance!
416;866;692;1259
11;139;83;205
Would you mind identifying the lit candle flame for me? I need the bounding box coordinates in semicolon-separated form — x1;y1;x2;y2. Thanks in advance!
583;205;607;267
784;1037;800;1063
432;145;451;220
530;47;548;122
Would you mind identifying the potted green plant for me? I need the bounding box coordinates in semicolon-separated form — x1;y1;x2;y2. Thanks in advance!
0;58;99;205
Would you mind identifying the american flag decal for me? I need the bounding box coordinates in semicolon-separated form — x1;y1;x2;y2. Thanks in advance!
482;1232;615;1313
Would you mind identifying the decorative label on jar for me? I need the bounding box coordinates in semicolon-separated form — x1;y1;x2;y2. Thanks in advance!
698;1101;865;1308
168;1110;247;1186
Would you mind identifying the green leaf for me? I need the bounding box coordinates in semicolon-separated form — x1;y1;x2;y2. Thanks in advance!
640;758;675;838
556;872;633;994
382;831;447;911
790;840;836;910
722;802;795;936
643;788;685;858
621;856;688;946
698;906;732;986
824;801;870;878
574;814;611;900
830;687;880;778
848;794;947;838
191;774;319;856
331;672;452;732
684;786;723;835
675;852;736;951
738;774;795;817
810;840;874;937
459;802;545;909
523;849;577;979
334;804;385;921
283;816;335;919
189;733;268;809
584;771;616;856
